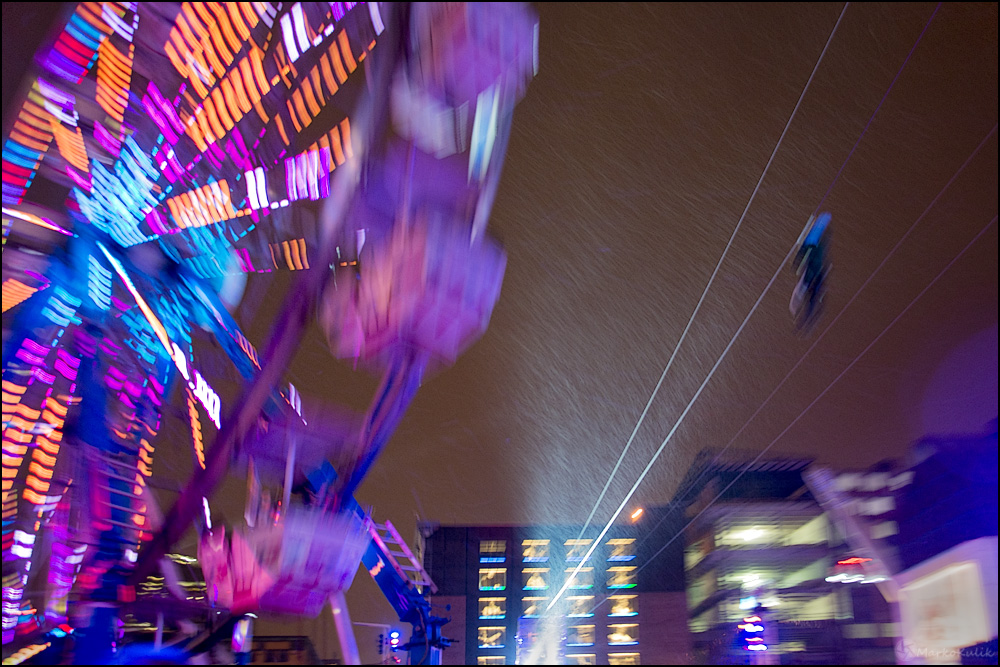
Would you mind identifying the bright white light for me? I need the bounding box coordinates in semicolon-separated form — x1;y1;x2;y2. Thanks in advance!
202;497;212;530
280;14;300;62
11;544;33;559
739;528;764;541
368;2;385;35
13;530;36;546
291;3;310;54
245;170;261;209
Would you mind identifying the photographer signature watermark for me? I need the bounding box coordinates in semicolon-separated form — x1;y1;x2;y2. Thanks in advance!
897;640;998;661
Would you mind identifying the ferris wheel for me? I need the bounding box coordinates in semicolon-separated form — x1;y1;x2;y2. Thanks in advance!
1;2;538;660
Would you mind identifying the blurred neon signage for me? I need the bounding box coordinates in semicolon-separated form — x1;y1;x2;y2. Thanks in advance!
98;242;221;427
837;557;873;566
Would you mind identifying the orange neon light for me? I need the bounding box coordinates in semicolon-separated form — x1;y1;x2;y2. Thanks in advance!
3;381;29;395
837;557;873;566
28;461;53;480
338;31;357;72
25;474;51;494
33;447;58;467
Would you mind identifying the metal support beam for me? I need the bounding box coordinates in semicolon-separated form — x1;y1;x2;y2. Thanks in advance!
331;592;361;665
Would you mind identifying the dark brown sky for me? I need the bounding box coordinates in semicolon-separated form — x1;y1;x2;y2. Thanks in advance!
252;0;998;528
242;3;997;651
4;2;997;660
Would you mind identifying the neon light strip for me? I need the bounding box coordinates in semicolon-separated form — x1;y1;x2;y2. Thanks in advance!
97;242;221;427
2;208;73;236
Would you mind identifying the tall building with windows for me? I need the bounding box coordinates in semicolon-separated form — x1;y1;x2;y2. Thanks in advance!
419;515;692;666
814;422;999;664
675;449;902;665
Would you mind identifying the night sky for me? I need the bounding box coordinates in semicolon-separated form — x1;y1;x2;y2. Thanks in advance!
3;2;997;661
246;3;998;654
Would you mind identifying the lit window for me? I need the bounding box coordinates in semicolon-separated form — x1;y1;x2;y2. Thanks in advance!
715;522;785;548
737;527;765;542
860;496;894;516
685;538;711;570
566;624;595;647
608;595;637;617
565;567;594;589
479;568;506;591
871;521;898;539
567;596;595;617
522;597;547;618
523;539;550;562
523;567;550;590
478;626;506;649
880;623;900;637
565;654;597;665
608;623;638;645
608;652;640;665
477;657;506;666
862;473;889;491
836;473;859;492
565;539;593;562
480;540;506;563
608;566;636;589
843;623;878;639
889;471;914;491
479;597;506;620
740;573;762;591
607;538;636;562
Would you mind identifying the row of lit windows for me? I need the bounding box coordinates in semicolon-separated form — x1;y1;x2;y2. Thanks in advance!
477;624;639;649
479;566;636;592
478;595;638;619
477;653;640;665
482;538;636;564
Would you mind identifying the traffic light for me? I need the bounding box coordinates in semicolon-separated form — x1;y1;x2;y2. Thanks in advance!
738;614;767;652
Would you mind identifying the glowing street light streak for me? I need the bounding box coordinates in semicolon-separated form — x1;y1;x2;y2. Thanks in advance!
96;242;221;428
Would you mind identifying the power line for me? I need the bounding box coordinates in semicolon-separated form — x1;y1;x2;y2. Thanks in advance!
610;2;952;562
631;121;996;562
574;1;852;545
636;213;997;581
811;2;941;217
707;123;996;475
557;0;948;613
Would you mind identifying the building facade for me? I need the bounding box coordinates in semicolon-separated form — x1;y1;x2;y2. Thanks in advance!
419;516;691;666
675;450;901;665
248;635;324;664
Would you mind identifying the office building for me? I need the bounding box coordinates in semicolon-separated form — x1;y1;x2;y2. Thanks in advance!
675;449;901;664
419;514;691;666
